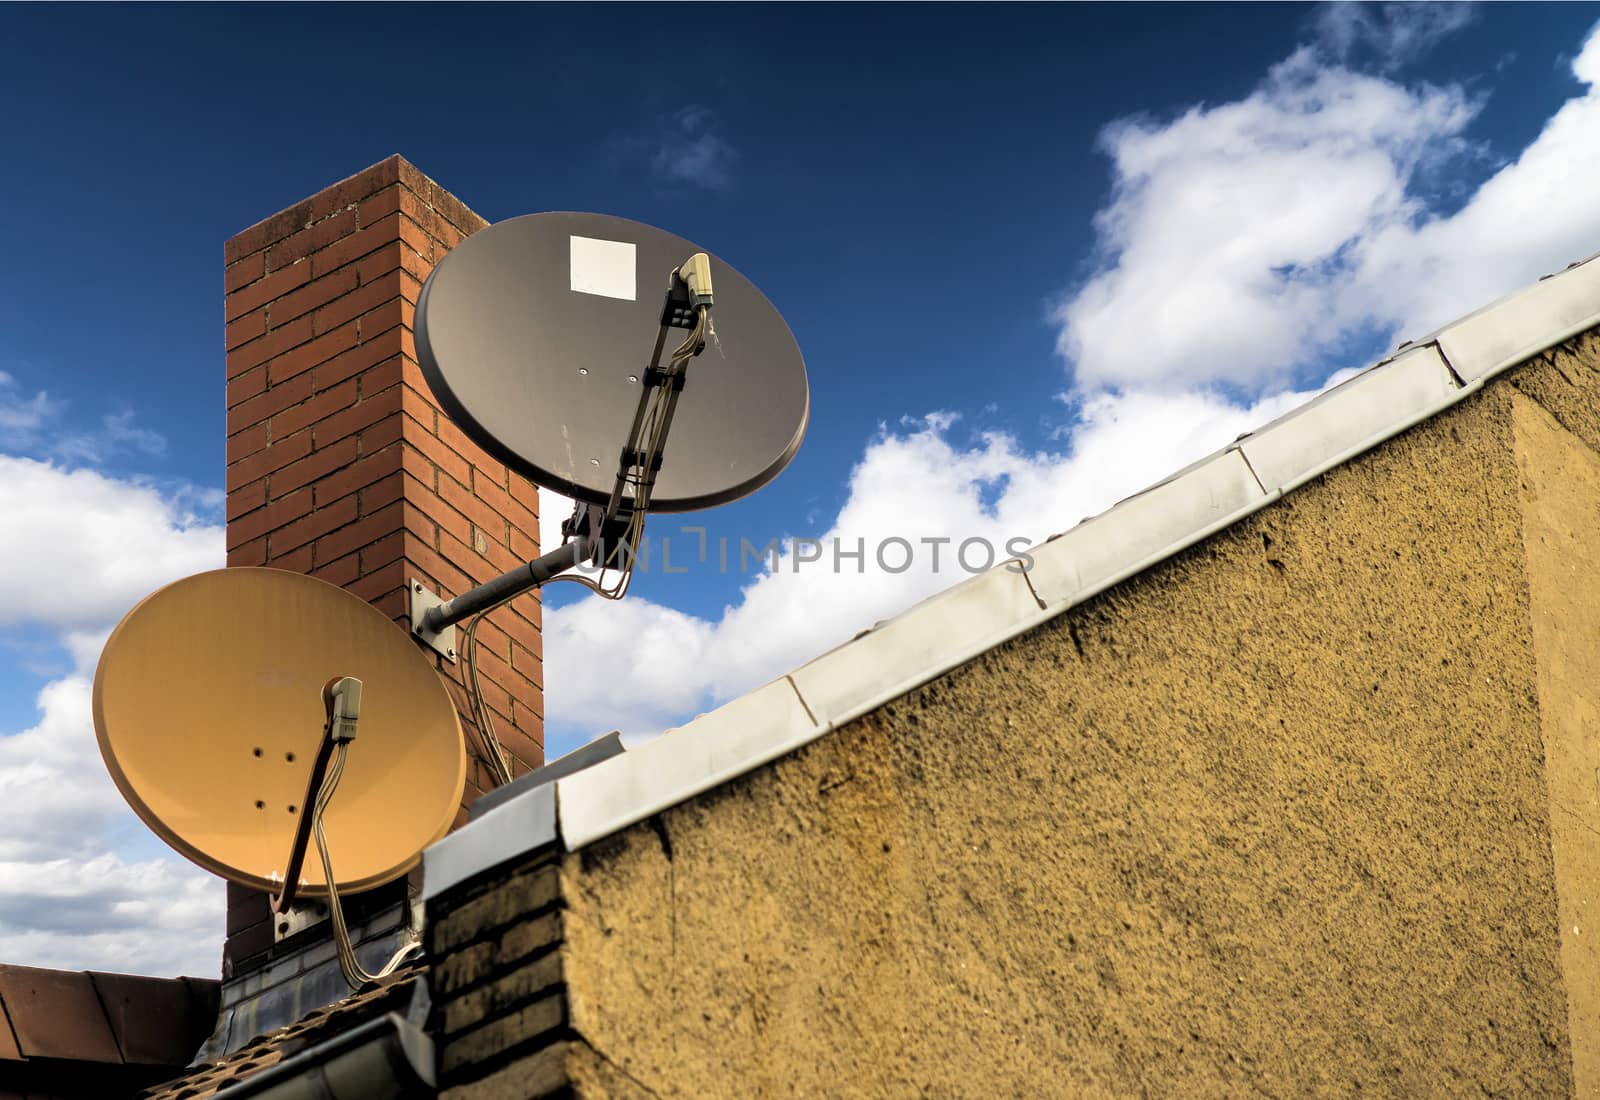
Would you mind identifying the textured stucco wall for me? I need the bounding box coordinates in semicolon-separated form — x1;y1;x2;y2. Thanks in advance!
558;339;1600;1097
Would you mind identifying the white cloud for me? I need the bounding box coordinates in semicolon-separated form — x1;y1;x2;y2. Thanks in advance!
545;380;1338;744
0;370;59;441
1056;20;1600;395
0;459;225;976
1314;2;1477;70
652;107;738;192
548;19;1600;752
0;457;221;630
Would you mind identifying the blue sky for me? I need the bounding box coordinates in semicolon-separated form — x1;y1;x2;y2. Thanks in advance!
2;2;1599;976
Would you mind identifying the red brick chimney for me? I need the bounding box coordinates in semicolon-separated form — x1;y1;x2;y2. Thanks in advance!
220;156;543;975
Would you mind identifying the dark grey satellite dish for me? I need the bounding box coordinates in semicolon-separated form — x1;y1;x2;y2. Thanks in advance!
415;212;808;513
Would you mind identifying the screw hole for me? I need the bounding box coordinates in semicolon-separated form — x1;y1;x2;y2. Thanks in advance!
578;367;589;376
288;805;297;814
285;752;295;763
278;923;288;935
627;374;639;384
253;747;262;757
254;800;264;810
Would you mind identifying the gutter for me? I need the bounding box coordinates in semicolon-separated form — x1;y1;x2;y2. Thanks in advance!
210;1013;434;1100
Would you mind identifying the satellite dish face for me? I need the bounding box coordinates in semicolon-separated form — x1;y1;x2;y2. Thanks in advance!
416;212;809;513
93;568;465;895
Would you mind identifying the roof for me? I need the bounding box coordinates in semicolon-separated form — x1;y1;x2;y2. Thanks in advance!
139;963;423;1100
0;964;219;1095
426;247;1600;896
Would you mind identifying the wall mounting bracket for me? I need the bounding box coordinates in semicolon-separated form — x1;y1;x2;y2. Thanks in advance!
410;579;458;663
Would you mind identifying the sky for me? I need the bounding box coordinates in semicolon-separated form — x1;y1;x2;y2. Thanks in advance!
1;2;1598;979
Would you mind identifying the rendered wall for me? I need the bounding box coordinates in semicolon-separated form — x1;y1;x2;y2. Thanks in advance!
554;336;1600;1097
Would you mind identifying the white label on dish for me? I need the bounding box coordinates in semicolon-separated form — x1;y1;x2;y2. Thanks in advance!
570;236;637;301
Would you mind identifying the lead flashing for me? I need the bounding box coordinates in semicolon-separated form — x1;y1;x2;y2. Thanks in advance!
437;247;1600;859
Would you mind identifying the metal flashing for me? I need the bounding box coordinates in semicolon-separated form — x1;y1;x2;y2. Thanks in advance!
416;247;1600;863
1239;345;1459;494
558;676;818;851
789;561;1045;730
422;781;557;903
1435;252;1600;383
1026;448;1267;612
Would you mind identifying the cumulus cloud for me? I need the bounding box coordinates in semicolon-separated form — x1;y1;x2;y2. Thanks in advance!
0;457;221;630
1055;19;1600;395
544;19;1600;753
0;459;225;976
544;380;1339;744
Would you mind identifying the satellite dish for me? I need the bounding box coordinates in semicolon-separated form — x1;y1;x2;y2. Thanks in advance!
93;568;466;896
415;211;809;513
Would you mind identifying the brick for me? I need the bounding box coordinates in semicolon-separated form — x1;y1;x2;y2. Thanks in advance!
271;379;357;442
442;951;562;1036
225;314;314;379
269;436;358;498
396;161;489;238
473;470;538;544
359;414;403;457
270;493;357;556
226;372;314;436
226;422;268;466
401;443;438;491
227;478;267;522
310;211;406;279
271;543;313;573
509;526;538;563
427;499;473;551
225;251;265;295
267;321;359;385
267;265;358;328
437;474;506;542
505;600;542;646
224;158;403;266
358;470;417;515
434;413;507;487
226;259;311;322
224;309;265;351
313;273;401;339
439;1041;569;1100
227;537;267;567
431;864;560;953
356;241;405;286
405;419;472;486
314;499;432;564
314;384;401;448
348;560;408;615
314;443;402;506
226;430;312;494
228;487;313;549
267;208;355;272
226;366;267;410
357;185;404;229
360;529;406;573
358;297;409;342
440;992;563;1074
511;643;543;691
442;526;522;577
512;696;545;735
404;533;475;605
313;551;359;588
315;339;404;392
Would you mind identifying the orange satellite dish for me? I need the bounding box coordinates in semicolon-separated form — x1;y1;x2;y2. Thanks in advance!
92;568;465;895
